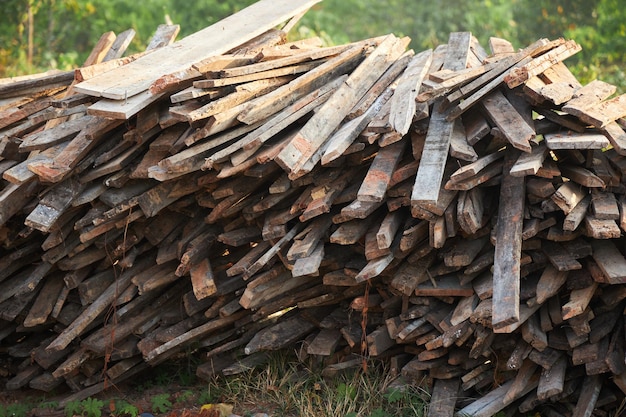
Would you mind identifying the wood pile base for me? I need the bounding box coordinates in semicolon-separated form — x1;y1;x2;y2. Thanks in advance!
2;1;626;416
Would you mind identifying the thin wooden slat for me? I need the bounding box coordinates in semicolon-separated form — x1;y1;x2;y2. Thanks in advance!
493;149;525;332
544;131;610;150
388;49;433;135
411;101;454;205
480;89;535;152
275;35;407;178
74;0;322;100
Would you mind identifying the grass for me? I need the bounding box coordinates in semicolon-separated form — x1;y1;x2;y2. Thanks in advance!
199;350;429;417
0;349;429;417
6;350;626;417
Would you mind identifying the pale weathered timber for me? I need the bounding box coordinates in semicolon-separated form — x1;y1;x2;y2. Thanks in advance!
212;43;353;78
74;0;322;100
276;35;408;178
444;38;556;114
388;49;433;135
504;39;582;88
544;131;610;150
236;40;376;126
411;101;454;205
509;142;548;177
1;14;626;416
492;149;525;331
480;89;535;152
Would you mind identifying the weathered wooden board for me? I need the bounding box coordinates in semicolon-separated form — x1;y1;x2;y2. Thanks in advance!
75;0;322;100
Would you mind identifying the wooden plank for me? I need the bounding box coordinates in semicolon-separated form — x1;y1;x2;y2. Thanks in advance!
534;106;587;133
509;142;548;177
444;236;488;267
24;178;84;233
388;49;433;135
22;274;65;328
275;35;407;178
427;378;460;417
481;89;535;152
544;131;610;150
189;258;217;301
158;123;261;175
74;0;322;100
18;114;91;152
244;224;301;279
504;39;582;88
102;28;136;61
357;140;406;202
448;150;504;183
443;32;472;71
591;239;626;284
411;101;454;204
492;149;525;331
590;190;619;220
455;373;539;417
46;254;155;351
449;118;478;162
349;50;413;120
321;87;392;164
536;355;567;400
542;240;582;271
87;89;169;120
197;61;322;89
564;79;616;109
419;62;495;102
306;328;342;356
533;266;568;306
444;39;555;116
541;60;582;87
377;210;405;250
572;375;602;417
244;314;316;355
562;282;598;320
292;242;324;277
215;44;353;78
415;275;474;297
0;71;73;99
27;117;124;183
81;31;117;66
560;165;605;188
237;41;375;126
552;181;586;215
489;37;514;55
602;122;626;155
504;359;539;403
176;77;292;123
568;93;626;129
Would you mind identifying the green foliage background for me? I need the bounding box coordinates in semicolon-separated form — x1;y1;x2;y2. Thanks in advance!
0;0;624;90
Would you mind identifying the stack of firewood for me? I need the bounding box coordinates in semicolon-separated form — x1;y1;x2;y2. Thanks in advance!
1;0;626;416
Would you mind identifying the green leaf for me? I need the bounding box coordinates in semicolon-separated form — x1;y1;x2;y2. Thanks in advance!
369;408;386;417
175;390;194;403
80;397;104;417
65;400;83;417
384;388;405;404
5;404;30;417
120;403;139;417
38;401;59;410
336;382;357;400
150;394;172;414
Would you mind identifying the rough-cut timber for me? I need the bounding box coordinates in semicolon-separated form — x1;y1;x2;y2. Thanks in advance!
2;5;626;417
74;0;322;100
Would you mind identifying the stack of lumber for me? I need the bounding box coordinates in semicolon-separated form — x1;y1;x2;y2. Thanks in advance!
2;0;626;415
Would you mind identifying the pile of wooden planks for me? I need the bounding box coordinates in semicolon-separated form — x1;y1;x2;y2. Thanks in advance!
2;1;626;416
